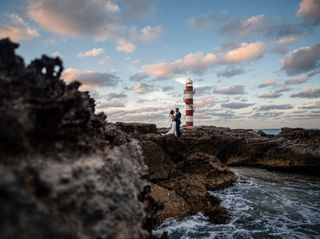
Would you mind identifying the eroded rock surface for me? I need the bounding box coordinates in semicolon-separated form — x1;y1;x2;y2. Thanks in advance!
0;39;151;239
117;123;320;227
156;126;320;175
117;124;238;226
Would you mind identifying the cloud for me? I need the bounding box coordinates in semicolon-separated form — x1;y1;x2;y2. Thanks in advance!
125;107;161;114
221;102;255;109
220;15;268;37
142;41;264;78
290;88;320;98
284;75;310;85
187;13;217;28
195;86;213;96
162;86;174;92
98;56;112;65
129;72;149;82
122;0;155;17
213;112;235;119
0;13;39;42
133;83;155;94
300;104;320;109
258;92;282;98
51;51;63;58
108;92;127;100
78;48;104;58
217;66;245;78
258;79;277;88
297;0;320;26
97;99;126;108
220;14;304;40
212;85;246;95
257;104;294;111
222;42;265;64
108;106;169;123
26;0;157;42
252;111;284;119
282;43;320;75
143;52;217;78
116;39;136;53
274;86;291;93
196;96;215;107
42;38;57;45
274;34;300;54
62;68;120;91
132;25;163;42
27;0;122;40
266;23;305;41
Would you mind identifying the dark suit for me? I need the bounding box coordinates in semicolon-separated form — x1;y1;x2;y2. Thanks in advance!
175;112;181;137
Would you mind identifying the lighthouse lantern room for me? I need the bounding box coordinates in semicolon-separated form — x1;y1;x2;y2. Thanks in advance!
184;78;195;127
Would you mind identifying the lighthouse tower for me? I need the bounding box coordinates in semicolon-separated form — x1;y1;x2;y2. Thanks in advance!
184;78;195;127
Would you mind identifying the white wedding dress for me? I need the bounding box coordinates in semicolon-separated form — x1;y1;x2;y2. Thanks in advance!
162;115;177;136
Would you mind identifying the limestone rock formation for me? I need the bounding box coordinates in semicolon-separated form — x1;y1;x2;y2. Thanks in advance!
117;123;320;226
155;126;320;175
0;38;151;239
116;124;238;226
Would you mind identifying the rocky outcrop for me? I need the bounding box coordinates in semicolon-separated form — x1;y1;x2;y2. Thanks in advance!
117;123;320;226
117;125;238;226
153;126;320;175
115;122;157;135
0;39;151;239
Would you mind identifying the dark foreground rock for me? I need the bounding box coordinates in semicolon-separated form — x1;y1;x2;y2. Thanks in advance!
0;39;151;239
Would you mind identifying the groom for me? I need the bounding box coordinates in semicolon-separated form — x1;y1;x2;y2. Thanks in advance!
175;108;182;137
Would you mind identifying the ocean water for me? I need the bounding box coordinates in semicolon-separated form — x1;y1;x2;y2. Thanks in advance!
153;167;320;239
256;129;282;135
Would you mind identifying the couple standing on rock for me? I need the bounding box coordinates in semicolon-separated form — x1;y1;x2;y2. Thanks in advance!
162;108;182;137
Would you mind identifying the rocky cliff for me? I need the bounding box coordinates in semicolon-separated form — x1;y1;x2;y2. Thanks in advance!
0;39;151;239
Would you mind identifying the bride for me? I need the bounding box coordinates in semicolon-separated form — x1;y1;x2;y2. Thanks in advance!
161;110;177;136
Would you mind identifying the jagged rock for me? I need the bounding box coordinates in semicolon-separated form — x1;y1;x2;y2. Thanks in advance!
117;122;320;226
119;126;238;225
116;122;157;135
0;39;151;239
155;126;320;175
145;150;236;225
140;140;176;180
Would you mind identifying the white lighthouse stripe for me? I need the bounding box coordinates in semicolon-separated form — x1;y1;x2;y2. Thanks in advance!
185;93;193;99
186;116;193;122
186;104;193;110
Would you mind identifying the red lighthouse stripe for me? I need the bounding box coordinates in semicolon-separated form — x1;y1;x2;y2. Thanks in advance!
186;110;193;116
186;86;193;91
186;122;193;126
185;98;193;104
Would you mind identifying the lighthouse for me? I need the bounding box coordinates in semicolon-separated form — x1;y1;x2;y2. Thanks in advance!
184;78;195;127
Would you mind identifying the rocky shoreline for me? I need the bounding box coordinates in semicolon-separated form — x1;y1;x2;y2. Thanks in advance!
115;122;238;226
114;122;320;228
1;38;319;238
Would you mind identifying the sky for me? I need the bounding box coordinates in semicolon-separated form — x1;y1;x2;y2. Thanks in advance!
0;0;320;128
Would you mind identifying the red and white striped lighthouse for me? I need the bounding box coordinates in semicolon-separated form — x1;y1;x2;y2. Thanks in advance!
184;78;195;127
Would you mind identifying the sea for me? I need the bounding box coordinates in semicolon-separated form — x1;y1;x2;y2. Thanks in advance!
153;167;320;239
256;128;282;136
